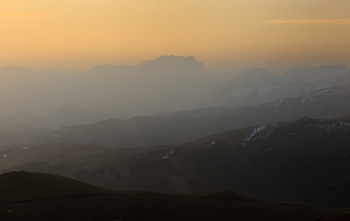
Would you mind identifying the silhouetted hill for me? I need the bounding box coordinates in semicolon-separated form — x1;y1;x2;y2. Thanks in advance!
0;171;346;221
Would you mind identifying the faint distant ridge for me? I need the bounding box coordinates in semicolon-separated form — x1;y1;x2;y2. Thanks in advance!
278;64;348;84
86;55;205;75
0;66;35;74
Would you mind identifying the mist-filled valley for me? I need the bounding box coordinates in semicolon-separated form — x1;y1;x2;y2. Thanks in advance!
1;56;350;130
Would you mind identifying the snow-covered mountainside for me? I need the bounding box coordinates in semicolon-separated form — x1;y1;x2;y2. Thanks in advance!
200;64;350;108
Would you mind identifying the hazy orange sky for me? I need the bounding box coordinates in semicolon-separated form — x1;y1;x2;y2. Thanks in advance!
1;0;350;73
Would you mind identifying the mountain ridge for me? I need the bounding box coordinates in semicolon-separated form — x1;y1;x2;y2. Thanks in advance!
200;64;350;108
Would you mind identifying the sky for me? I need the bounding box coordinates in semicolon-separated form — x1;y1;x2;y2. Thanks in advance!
0;0;350;73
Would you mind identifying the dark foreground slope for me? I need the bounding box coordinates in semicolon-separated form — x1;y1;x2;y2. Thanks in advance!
325;213;350;221
0;172;347;221
2;117;350;208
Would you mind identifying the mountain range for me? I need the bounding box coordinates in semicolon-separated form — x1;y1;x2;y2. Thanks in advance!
3;56;350;219
2;57;350;121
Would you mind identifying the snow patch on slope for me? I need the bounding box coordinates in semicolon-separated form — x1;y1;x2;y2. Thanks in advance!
243;125;275;147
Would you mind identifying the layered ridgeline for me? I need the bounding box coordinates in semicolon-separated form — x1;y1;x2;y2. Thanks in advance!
2;117;350;207
20;84;350;148
0;172;345;221
201;64;350;108
0;56;213;120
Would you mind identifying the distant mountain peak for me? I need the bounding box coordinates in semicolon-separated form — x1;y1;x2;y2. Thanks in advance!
0;66;34;73
136;55;205;76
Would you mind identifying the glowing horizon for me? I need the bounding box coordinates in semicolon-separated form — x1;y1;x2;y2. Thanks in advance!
1;0;350;73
